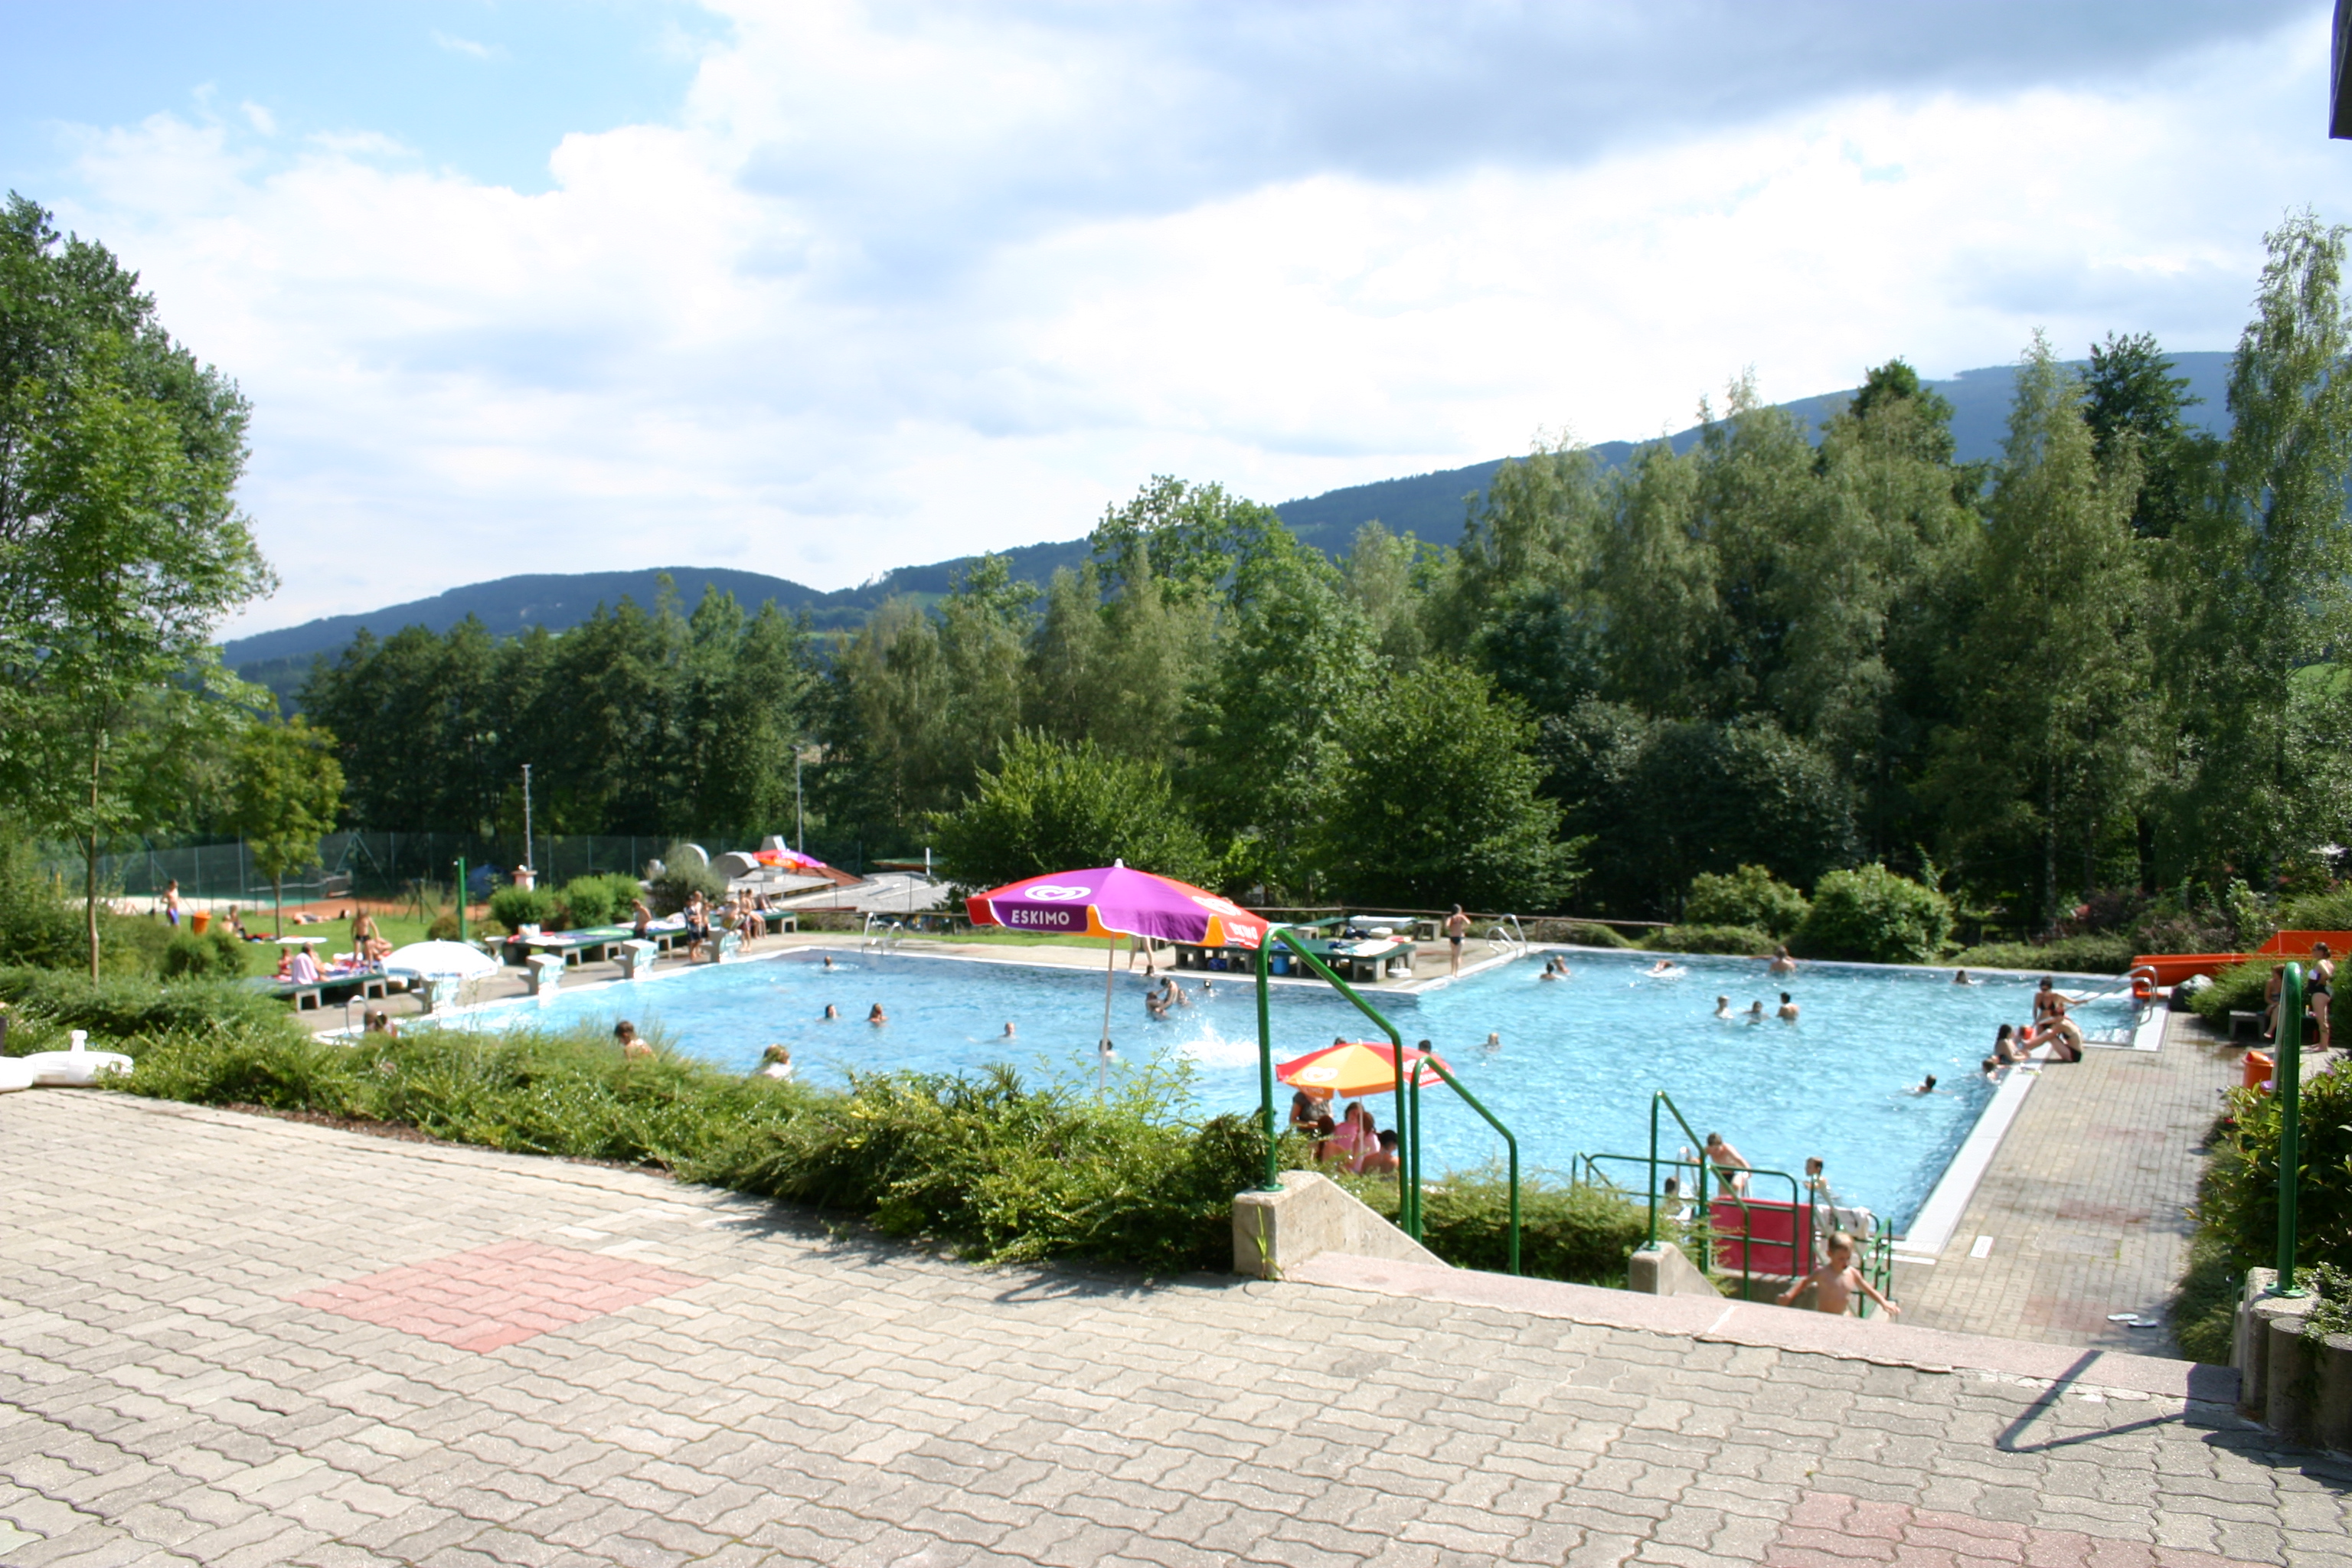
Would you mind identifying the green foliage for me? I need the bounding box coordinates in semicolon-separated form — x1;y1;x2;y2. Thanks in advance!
1682;864;1810;937
2171;1233;2243;1366
0;829;81;967
0;195;276;976
1543;704;1859;918
113;1018;1270;1276
1315;662;1579;912
1644;925;1773;957
554;873;641;929
1950;936;2135;975
162;926;248;980
488;885;559;932
932;730;1214;890
230;714;344;931
2190;1064;2352;1282
0;965;296;1046
1792;864;1953;963
2275;887;2352;933
425;908;463;942
645;843;727;917
1556;922;1635;949
1341;1170;1652;1285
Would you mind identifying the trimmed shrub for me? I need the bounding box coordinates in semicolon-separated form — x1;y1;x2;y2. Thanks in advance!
162;927;250;980
556;874;642;929
487;885;557;932
425;909;463;942
1792;864;1952;965
1950;936;2135;975
1343;1169;1652;1285
1681;864;1810;939
2190;1066;2352;1290
2276;887;2352;933
1550;922;1635;949
1643;925;1773;956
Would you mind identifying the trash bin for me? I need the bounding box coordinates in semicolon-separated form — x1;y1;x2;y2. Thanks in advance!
190;911;211;936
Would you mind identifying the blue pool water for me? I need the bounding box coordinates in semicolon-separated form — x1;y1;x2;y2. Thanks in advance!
456;946;2135;1231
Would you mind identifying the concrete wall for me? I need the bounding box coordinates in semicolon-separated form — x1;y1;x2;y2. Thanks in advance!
2233;1267;2352;1449
1232;1172;1446;1279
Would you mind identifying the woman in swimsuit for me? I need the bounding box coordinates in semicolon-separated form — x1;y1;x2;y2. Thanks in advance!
2308;942;2334;1049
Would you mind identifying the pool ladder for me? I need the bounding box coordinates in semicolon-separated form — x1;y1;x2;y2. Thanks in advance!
861;913;904;952
1485;914;1530;959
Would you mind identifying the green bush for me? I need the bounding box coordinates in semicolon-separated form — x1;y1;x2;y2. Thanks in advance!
2184;956;2352;1040
1681;864;1810;939
1951;936;2135;975
556;873;641;929
1792;864;1952;964
0;832;81;968
1644;925;1773;956
2275;888;2352;933
112;1020;1272;1277
1556;922;1635;949
1342;1169;1652;1285
161;927;250;980
2190;1066;2352;1286
0;966;302;1053
487;885;557;932
646;844;729;917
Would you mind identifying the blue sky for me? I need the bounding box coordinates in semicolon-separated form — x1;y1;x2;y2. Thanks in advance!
2;2;2343;633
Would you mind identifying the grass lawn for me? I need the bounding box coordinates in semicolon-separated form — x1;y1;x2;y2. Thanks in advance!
219;911;443;975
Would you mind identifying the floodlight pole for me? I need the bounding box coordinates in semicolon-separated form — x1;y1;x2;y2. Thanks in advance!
521;764;534;879
795;752;804;856
455;857;468;944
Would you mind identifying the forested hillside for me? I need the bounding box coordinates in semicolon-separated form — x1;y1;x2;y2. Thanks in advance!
297;217;2352;935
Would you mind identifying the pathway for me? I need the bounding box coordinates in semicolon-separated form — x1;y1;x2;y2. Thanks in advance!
2;1091;2345;1567
1892;1011;2242;1356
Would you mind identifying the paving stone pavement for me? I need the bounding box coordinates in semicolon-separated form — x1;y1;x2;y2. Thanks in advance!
2;1092;2346;1568
1893;1014;2242;1356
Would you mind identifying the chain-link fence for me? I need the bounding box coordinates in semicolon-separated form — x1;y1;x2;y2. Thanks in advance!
41;832;796;908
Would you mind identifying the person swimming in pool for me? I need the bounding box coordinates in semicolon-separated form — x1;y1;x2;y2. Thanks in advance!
1912;1073;1939;1094
1713;995;1731;1018
1002;1021;1016;1037
867;1004;887;1025
1746;999;1766;1021
1777;992;1799;1021
822;1004;839;1021
1643;959;1683;978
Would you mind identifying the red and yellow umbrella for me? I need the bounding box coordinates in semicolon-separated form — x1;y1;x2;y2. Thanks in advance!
1277;1040;1449;1098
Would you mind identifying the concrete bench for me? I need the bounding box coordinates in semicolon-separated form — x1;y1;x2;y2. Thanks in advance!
526;954;566;997
617;939;658;982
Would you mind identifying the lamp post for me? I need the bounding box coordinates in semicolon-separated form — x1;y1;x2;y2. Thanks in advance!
795;751;804;857
521;763;534;885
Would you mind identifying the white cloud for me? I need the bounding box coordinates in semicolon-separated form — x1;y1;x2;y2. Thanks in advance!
240;101;276;136
430;30;498;61
30;2;2351;635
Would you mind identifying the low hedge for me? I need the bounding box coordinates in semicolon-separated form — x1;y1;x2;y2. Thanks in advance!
21;975;1660;1286
1952;936;2136;975
1642;924;1772;956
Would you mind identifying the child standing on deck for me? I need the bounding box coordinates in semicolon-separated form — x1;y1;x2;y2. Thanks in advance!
1777;1232;1899;1318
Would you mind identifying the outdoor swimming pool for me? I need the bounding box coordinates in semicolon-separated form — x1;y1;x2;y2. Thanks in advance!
457;945;2137;1233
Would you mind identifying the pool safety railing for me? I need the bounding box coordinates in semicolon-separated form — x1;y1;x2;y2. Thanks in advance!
1572;1090;1893;1312
1254;925;1522;1272
861;913;903;952
1485;915;1530;959
2276;962;2308;1297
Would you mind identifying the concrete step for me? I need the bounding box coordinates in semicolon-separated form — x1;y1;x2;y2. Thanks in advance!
1285;1250;2236;1404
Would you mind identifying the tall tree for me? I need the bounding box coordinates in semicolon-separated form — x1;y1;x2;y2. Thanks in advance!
2161;214;2352;881
1923;335;2151;923
230;716;344;936
0;195;274;975
2084;332;2219;541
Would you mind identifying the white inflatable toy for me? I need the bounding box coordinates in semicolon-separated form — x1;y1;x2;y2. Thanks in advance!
18;1030;133;1088
0;1057;34;1092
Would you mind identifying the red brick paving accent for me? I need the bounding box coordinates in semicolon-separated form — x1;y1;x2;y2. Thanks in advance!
291;1239;704;1352
1766;1493;2265;1568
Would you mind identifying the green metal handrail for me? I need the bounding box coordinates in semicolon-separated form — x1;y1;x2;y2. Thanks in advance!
1579;1145;1811;1298
1253;926;1523;1265
1410;1044;1521;1275
2277;961;2307;1297
1255;927;1418;1232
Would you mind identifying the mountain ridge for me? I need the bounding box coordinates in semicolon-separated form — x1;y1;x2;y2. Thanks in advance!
227;351;2233;693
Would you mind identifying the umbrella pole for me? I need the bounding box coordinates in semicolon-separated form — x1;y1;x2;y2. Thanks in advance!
1099;940;1116;1096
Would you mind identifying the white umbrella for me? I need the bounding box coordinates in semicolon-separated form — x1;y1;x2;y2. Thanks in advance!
381;940;498;980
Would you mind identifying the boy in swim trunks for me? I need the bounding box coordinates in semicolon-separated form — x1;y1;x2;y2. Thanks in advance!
1445;906;1468;975
1778;1232;1899;1318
